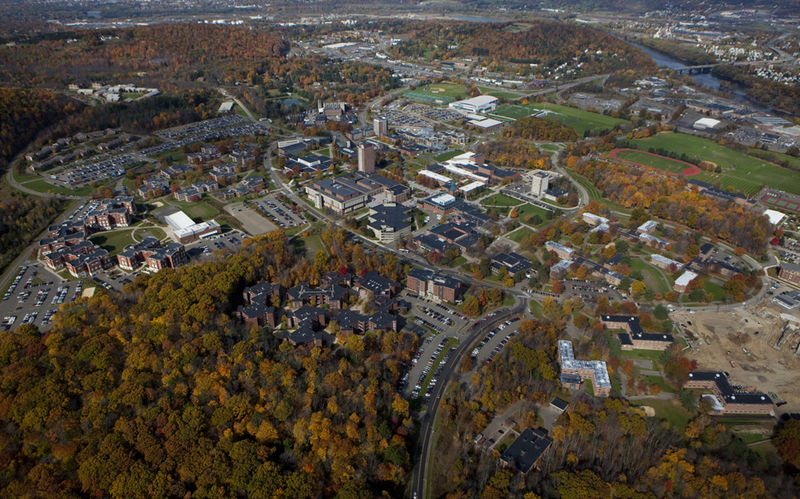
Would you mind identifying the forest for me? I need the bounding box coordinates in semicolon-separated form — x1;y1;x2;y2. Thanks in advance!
0;24;289;88
428;316;797;497
568;156;772;254
0;88;82;169
0;229;417;497
712;64;800;116
506;116;578;143
390;21;656;76
476;138;551;170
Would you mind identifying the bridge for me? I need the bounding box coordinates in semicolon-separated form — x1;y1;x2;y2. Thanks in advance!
669;57;795;75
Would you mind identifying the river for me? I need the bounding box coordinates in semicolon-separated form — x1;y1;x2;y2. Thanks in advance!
629;40;722;90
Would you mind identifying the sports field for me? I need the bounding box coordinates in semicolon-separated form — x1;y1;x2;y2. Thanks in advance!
629;132;800;196
403;82;466;104
491;102;627;135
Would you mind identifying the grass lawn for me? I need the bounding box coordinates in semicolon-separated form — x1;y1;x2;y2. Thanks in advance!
704;280;726;301
642;374;676;393
629;132;800;196
540;144;560;152
434;149;464;162
477;86;520;100
508;226;534;243
530;300;543;319
584;379;594;397
165;199;219;219
516;203;552;227
492;102;627;135
404;82;466;105
13;170;39;183
303;234;325;256
632;398;691;432
154;148;187;164
629;257;671;295
449;256;467;268
22;179;93;196
480;193;522;208
616;150;693;174
90;230;135;255
134;227;166;241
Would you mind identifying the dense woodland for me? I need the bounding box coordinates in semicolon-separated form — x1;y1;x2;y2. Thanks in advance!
390;21;656;76
0;187;66;275
476;138;550;170
0;88;82;168
568;156;772;254
0;230;417;497
507;116;578;143
429;317;796;497
712;64;800;117
0;24;288;88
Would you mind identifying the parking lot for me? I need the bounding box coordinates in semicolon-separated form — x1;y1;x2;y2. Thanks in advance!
400;293;472;398
185;230;247;260
471;317;521;364
563;279;625;303
224;202;277;236
254;194;307;229
0;263;84;332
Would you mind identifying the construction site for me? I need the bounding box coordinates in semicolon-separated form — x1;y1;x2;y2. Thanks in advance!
672;294;800;413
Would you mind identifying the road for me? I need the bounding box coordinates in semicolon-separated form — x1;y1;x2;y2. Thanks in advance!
217;87;257;121
5;166;80;200
411;298;526;499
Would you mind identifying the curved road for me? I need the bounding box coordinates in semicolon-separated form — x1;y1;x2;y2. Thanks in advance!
410;298;526;499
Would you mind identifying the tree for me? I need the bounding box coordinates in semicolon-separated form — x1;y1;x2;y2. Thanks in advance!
631;280;647;297
654;304;670;320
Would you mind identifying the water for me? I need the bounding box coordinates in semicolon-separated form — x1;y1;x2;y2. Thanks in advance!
627;39;721;90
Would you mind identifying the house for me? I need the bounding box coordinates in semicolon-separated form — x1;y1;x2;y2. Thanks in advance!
288;324;325;347
684;371;774;416
287;306;327;329
499;428;552;474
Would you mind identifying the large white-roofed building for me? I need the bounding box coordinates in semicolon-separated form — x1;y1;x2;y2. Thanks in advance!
165;210;221;244
448;95;499;114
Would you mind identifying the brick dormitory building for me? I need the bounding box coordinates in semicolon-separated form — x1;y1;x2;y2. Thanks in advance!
684;371;774;416
601;315;674;351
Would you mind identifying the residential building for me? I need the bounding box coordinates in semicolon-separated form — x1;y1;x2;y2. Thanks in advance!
558;340;611;397
684;371;774;416
373;116;388;137
674;270;698;293
237;303;278;328
420;192;458;216
406;268;464;303
545;241;575;260
582;212;609;227
357;143;376;173
779;262;800;285
531;171;550;198
286;284;348;310
650;254;683;272
85;196;136;230
602;315;674;351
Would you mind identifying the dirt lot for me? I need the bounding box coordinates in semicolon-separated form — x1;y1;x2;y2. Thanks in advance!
224;202;277;235
673;303;800;413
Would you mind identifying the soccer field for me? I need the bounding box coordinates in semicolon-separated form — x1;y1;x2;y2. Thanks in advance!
492;102;627;135
629;132;800;196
